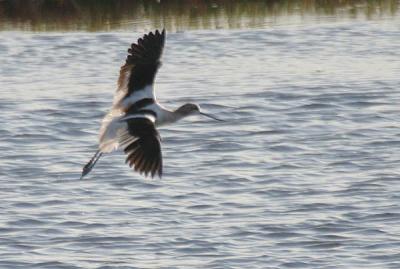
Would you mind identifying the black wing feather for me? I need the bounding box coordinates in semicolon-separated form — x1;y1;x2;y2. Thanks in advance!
123;117;162;178
125;29;166;94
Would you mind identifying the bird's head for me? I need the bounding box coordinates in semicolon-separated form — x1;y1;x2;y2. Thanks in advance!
176;103;200;116
175;103;224;121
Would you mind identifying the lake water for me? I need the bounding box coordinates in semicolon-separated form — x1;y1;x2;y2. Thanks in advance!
1;1;400;268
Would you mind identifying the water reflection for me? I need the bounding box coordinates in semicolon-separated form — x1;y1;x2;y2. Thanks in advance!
0;0;398;31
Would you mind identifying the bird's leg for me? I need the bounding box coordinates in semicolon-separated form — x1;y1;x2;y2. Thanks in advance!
80;150;103;179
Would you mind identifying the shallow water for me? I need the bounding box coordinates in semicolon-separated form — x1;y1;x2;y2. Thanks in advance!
1;12;400;269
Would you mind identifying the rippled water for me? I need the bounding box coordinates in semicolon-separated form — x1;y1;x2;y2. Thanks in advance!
1;18;400;268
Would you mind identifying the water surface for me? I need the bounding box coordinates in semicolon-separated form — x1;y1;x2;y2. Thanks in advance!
1;2;400;269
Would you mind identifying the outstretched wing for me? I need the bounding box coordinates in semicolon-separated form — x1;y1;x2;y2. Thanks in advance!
99;29;166;152
114;29;166;109
119;116;162;178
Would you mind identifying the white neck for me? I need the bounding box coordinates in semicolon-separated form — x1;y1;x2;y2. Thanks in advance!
156;109;184;126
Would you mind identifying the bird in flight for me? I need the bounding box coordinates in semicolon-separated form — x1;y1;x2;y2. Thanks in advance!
81;29;222;179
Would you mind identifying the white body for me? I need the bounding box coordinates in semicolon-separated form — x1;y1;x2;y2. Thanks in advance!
98;84;174;153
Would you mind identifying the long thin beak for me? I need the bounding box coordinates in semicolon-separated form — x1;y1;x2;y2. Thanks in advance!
200;112;225;122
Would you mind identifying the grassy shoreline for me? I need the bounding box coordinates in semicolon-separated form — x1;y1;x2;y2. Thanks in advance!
0;0;398;31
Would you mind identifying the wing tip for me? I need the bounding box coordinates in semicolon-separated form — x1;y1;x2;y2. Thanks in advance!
136;165;162;179
124;157;162;179
125;29;166;65
154;28;166;35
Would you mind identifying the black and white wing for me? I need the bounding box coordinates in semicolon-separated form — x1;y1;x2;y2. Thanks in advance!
119;116;162;178
114;29;166;109
99;29;166;153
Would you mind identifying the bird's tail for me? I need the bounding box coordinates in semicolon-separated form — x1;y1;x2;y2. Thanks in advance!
80;150;103;179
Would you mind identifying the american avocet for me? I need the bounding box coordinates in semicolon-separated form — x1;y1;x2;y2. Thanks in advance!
81;29;222;179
